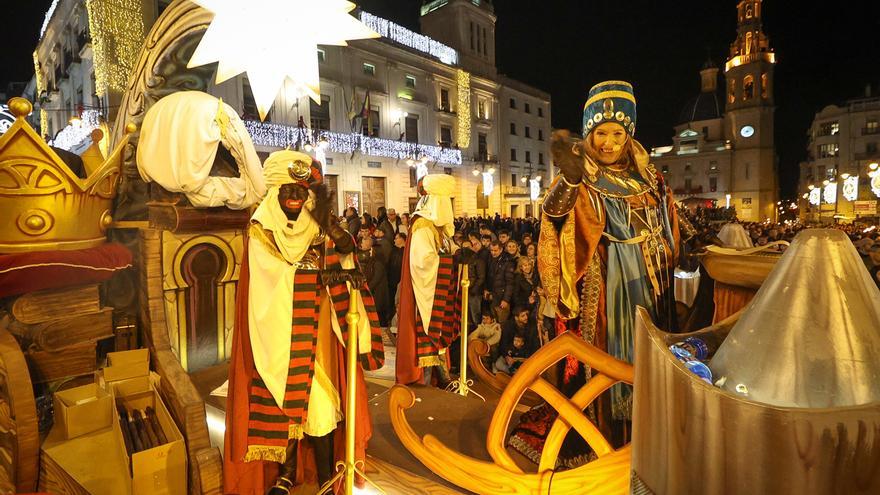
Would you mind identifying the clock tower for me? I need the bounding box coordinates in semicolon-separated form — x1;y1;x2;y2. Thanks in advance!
724;0;778;220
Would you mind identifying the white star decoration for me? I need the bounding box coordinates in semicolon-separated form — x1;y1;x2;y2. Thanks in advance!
188;0;378;120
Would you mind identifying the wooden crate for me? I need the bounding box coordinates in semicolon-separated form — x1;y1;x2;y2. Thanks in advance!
26;342;97;384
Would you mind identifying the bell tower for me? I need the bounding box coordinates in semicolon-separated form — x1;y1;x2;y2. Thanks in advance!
724;0;778;221
420;0;497;77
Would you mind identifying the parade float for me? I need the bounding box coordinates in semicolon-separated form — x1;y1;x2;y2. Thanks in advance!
631;229;880;495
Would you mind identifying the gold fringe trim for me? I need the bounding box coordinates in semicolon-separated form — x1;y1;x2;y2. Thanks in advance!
288;423;304;440
244;445;287;464
418;356;442;368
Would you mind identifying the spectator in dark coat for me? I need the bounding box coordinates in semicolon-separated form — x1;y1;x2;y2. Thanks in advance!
493;307;539;373
387;233;406;307
344;207;361;238
512;256;537;311
485;241;515;323
357;236;392;327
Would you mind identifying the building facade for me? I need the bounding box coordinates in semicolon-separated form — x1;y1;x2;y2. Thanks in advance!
30;0;170;149
29;0;552;218
798;87;880;223
651;0;778;222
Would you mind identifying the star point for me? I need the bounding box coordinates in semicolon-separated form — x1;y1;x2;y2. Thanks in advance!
189;0;378;121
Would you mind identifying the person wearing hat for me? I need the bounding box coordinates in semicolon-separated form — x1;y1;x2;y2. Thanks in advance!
223;151;384;495
395;174;463;387
513;81;687;464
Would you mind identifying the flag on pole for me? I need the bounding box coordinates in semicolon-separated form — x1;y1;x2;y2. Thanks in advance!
360;90;371;135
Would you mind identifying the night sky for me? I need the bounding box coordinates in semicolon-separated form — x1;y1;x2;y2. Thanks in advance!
4;0;879;198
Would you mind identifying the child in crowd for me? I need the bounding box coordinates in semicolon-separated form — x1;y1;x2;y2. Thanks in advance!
494;333;531;375
469;312;502;360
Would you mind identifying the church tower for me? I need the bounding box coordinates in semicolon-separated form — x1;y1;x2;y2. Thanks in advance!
724;0;778;220
420;0;497;77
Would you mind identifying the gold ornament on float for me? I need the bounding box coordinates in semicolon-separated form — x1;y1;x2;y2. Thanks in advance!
0;98;134;253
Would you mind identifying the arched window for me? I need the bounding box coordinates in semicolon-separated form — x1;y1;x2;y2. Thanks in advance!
745;32;753;55
746;4;753;18
743;75;755;100
728;79;736;104
761;73;769;99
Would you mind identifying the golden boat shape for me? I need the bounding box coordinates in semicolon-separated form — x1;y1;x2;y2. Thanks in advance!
390;333;633;495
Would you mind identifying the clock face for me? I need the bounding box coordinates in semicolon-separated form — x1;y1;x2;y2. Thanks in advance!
740;125;755;138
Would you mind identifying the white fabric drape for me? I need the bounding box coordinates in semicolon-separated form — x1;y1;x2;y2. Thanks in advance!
137;91;266;209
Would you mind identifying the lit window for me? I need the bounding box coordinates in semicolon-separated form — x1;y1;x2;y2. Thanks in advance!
743;75;754;100
363;63;376;76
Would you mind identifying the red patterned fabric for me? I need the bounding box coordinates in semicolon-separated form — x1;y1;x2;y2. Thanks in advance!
0;243;132;298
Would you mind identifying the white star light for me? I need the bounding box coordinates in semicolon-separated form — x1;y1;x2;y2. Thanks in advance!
189;0;378;120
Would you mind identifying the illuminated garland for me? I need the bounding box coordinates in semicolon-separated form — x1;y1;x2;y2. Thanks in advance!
360;12;458;65
48;110;102;151
871;173;880;198
32;51;47;138
86;0;145;97
39;0;62;40
457;69;471;149
842;175;859;201
823;183;837;204
809;188;821;206
243;120;462;165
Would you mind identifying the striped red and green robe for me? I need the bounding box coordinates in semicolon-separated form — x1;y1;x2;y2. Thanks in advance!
243;238;385;462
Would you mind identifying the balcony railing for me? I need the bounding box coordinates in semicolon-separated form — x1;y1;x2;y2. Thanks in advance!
244;120;462;165
473;152;498;163
862;127;880;136
673;185;704;195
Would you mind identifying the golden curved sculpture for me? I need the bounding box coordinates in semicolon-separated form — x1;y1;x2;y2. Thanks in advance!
390;333;633;495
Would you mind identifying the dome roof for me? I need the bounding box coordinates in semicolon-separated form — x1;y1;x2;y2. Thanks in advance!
678;91;722;125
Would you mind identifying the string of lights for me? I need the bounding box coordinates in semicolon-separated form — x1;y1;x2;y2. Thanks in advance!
360;12;458;65
85;0;145;97
243;120;462;165
456;69;471;149
48;109;102;151
32;51;48;138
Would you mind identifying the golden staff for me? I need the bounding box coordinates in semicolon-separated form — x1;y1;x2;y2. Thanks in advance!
319;287;384;495
446;263;485;401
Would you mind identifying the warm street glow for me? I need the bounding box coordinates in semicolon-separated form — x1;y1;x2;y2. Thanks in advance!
189;0;379;120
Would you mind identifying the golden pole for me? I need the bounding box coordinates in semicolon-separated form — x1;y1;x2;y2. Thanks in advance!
343;288;359;495
447;263;484;401
319;287;384;495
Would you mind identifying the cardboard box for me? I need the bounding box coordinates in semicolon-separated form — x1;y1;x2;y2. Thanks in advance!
54;383;113;439
103;348;150;382
110;374;187;495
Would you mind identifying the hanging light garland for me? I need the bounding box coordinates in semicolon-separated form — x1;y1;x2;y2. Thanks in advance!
243;120;462;165
456;69;471;149
842;175;859;201
49;109;102;151
360;12;457;65
86;0;146;97
809;187;821;206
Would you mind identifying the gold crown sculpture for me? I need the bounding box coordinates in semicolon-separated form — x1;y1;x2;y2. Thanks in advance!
0;98;135;253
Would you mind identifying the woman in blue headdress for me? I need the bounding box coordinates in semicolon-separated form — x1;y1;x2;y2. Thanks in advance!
510;81;692;466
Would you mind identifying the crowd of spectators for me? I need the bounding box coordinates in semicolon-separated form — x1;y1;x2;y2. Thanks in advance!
339;203;880;383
